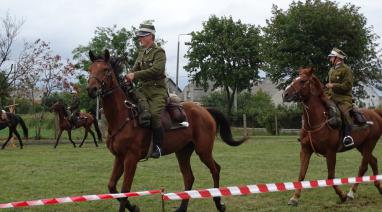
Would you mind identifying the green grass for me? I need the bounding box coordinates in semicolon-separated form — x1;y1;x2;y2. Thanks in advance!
0;136;382;211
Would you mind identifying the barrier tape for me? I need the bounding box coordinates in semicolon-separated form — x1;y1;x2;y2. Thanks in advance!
1;175;381;208
0;190;161;209
163;175;382;200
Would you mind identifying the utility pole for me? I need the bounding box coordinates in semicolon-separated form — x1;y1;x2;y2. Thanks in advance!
176;33;191;90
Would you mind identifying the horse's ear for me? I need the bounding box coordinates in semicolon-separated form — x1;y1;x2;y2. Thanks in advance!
89;50;96;62
104;49;110;62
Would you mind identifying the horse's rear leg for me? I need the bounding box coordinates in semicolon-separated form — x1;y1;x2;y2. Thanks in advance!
13;129;23;149
79;129;89;148
369;155;382;194
1;129;13;149
198;152;225;212
67;130;76;148
349;143;382;198
288;146;312;206
175;144;195;212
87;128;98;147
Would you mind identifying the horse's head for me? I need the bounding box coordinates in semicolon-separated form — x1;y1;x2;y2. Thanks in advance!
87;49;117;98
50;101;65;113
283;67;323;102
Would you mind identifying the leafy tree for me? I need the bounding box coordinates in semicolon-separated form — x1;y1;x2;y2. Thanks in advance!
185;15;263;116
263;0;381;98
72;22;165;74
0;72;9;106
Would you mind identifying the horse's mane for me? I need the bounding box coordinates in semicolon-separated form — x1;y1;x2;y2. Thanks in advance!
311;74;325;97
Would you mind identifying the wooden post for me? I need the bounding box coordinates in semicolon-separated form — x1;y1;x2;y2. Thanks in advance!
243;114;247;136
275;113;278;136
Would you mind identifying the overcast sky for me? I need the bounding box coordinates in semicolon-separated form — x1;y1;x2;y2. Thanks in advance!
2;0;381;89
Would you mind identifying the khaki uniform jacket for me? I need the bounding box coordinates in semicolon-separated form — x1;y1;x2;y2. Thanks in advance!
327;63;353;104
130;43;166;89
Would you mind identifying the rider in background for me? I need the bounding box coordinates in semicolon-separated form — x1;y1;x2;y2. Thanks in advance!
325;47;354;147
68;90;80;128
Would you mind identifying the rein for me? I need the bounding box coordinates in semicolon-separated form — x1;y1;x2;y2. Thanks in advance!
301;103;334;156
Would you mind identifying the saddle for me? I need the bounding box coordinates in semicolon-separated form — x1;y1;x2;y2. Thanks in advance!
160;94;188;130
328;105;368;129
124;94;189;131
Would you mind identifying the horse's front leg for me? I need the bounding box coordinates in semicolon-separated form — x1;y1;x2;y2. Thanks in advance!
119;153;140;212
108;156;124;194
54;130;63;148
288;145;312;206
1;129;13;149
326;151;347;202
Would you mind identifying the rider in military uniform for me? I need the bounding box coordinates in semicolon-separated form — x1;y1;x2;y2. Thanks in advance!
125;23;167;158
325;48;354;147
68;90;80;128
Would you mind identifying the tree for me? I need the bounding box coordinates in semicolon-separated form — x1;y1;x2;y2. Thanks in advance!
184;15;263;116
0;11;24;68
72;22;165;74
262;0;381;98
16;39;76;139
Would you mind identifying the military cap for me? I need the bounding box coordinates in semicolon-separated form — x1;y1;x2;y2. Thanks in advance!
135;23;156;37
328;48;347;59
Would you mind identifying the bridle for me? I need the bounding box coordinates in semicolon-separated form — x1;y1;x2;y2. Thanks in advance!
88;59;120;97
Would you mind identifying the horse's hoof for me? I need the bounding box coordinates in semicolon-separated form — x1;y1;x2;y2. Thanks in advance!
219;203;226;212
288;198;298;206
174;208;186;212
128;204;139;212
346;191;355;201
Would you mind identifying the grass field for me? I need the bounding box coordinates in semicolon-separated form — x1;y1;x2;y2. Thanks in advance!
0;136;382;211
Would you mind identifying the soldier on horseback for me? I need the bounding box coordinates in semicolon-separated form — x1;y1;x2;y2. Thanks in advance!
68;90;80;128
124;22;167;159
325;48;354;147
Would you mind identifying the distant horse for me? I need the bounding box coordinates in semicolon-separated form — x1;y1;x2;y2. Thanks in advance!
283;67;382;205
50;102;102;148
0;112;28;149
87;50;247;212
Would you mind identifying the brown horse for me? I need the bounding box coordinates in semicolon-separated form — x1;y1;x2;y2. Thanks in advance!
50;102;102;148
0;112;28;149
86;50;246;212
283;67;382;205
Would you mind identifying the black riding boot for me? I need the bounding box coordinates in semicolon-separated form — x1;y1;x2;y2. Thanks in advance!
343;124;354;147
151;127;164;159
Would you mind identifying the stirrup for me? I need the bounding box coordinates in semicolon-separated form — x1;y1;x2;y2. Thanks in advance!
150;146;162;159
343;136;354;147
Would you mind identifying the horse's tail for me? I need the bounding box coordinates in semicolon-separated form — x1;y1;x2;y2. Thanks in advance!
91;114;103;143
206;108;248;146
16;115;28;139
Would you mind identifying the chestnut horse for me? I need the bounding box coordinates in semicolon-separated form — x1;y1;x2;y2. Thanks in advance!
87;50;247;212
51;102;102;148
283;67;382;205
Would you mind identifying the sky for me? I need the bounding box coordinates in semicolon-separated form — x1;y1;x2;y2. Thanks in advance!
1;0;381;90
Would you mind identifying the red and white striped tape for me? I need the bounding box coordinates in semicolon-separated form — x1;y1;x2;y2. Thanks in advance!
1;175;382;208
163;175;382;200
0;190;161;209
